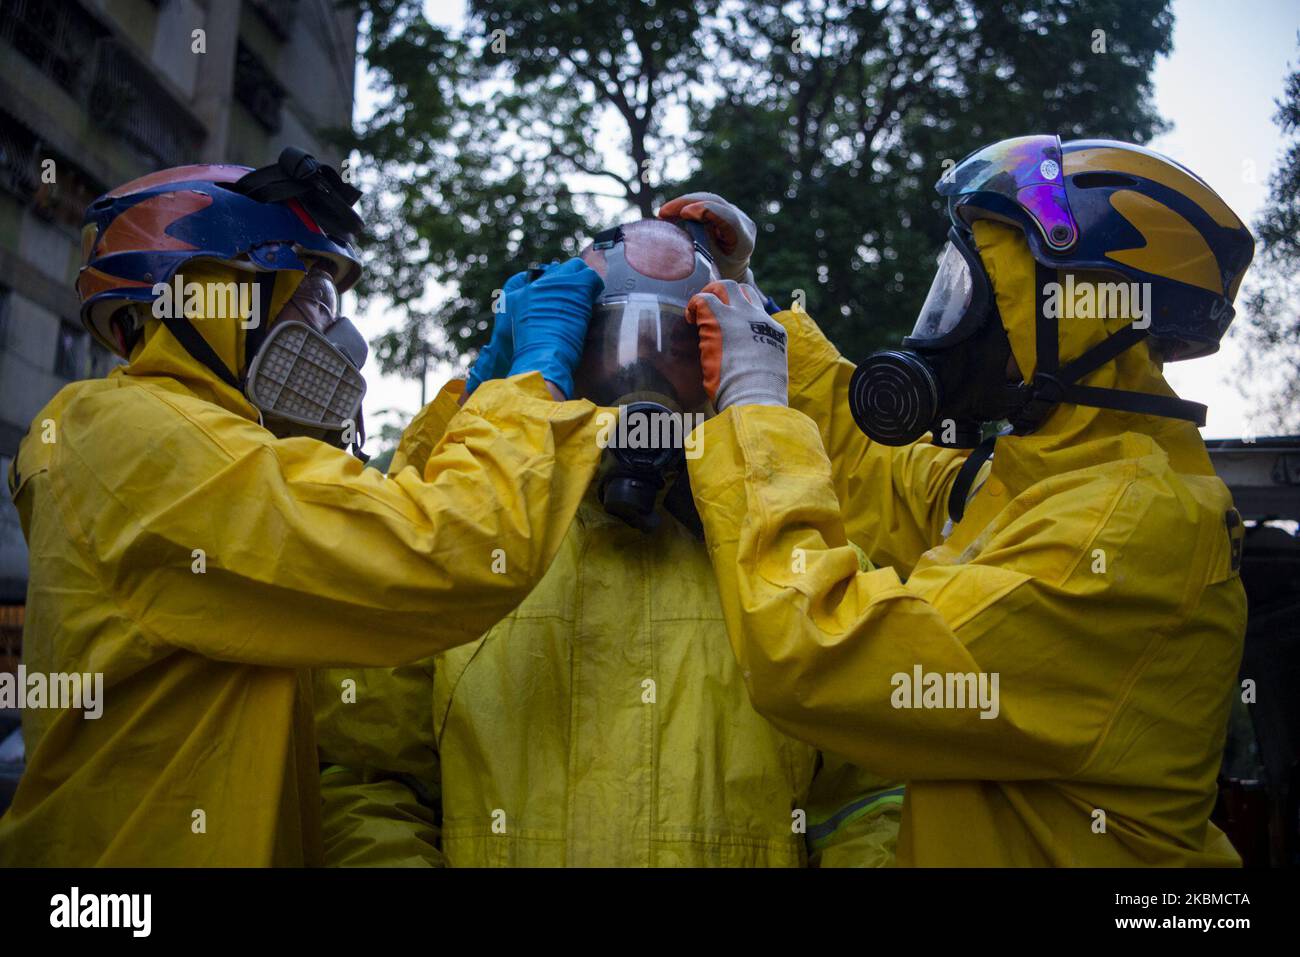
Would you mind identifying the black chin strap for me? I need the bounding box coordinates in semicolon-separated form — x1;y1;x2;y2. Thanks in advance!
1012;263;1207;433
947;432;998;526
159;315;240;389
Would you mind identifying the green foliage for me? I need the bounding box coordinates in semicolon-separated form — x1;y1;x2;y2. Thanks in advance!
682;0;1172;358
1236;38;1300;432
351;0;1172;378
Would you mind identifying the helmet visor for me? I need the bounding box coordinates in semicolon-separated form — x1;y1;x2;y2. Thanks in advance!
937;134;1078;251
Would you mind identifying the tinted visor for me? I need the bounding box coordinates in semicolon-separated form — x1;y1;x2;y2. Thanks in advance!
937;134;1078;251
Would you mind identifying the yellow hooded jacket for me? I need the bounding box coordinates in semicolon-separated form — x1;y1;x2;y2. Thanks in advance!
313;383;904;867
0;263;605;866
687;221;1246;866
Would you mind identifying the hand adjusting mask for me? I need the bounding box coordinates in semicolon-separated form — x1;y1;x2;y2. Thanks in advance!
570;218;719;534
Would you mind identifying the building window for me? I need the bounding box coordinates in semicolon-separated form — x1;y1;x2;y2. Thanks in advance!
0;110;38;202
54;321;85;380
249;0;300;41
0;285;10;350
0;0;104;97
88;38;204;169
234;41;287;134
88;339;117;378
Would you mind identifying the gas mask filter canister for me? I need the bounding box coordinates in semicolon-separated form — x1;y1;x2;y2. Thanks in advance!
243;264;369;450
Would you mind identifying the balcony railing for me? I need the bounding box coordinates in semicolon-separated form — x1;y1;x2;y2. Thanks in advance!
87;36;205;169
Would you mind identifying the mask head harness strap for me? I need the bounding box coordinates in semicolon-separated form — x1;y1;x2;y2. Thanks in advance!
1007;263;1207;435
591;224;624;250
947;260;1210;527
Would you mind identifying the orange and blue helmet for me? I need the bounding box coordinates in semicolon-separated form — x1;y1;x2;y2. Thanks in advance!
938;135;1254;361
77;148;363;357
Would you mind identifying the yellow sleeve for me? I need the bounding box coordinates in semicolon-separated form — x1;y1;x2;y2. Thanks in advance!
315;664;442;867
688;405;1180;782
778;307;969;574
53;371;602;668
388;379;466;477
805;754;903;867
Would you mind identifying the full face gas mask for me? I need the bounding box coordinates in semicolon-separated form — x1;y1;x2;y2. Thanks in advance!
848;227;1016;450
570;219;719;534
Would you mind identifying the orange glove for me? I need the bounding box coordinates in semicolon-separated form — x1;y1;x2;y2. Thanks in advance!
658;192;756;281
686;280;788;410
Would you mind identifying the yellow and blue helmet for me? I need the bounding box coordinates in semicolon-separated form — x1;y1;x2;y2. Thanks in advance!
938;134;1254;360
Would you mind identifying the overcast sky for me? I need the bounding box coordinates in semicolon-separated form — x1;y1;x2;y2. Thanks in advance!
348;0;1299;441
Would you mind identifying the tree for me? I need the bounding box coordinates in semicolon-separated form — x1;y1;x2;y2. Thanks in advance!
683;0;1173;359
1236;40;1300;433
350;0;1173;382
352;0;708;385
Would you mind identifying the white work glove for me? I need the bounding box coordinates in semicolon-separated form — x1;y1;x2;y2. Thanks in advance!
657;192;757;282
686;280;788;410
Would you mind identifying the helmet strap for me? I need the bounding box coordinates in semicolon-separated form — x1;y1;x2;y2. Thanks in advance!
1010;263;1207;434
947;263;1208;529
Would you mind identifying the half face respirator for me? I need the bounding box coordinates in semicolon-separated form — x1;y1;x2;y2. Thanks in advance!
243;264;369;451
569;218;720;534
125;148;372;456
156;262;369;456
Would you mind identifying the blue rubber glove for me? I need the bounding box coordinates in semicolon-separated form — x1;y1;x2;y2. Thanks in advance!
464;269;531;396
506;258;604;399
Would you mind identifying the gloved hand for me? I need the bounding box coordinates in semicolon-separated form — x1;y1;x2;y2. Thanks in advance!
686;280;788;410
657;192;756;281
464;269;530;396
507;258;604;399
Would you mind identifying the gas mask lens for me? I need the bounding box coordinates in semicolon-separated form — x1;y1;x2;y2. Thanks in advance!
575;296;709;413
572;220;718;415
905;229;990;348
911;242;974;341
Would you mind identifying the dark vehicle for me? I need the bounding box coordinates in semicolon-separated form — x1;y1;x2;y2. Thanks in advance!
1208;437;1300;867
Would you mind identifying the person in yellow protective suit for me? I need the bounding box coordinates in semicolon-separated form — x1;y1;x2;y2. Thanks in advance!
0;154;605;866
314;218;902;866
675;138;1255;866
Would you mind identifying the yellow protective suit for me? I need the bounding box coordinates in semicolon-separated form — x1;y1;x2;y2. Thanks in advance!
688;220;1246;866
313;403;903;867
0;263;604;866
